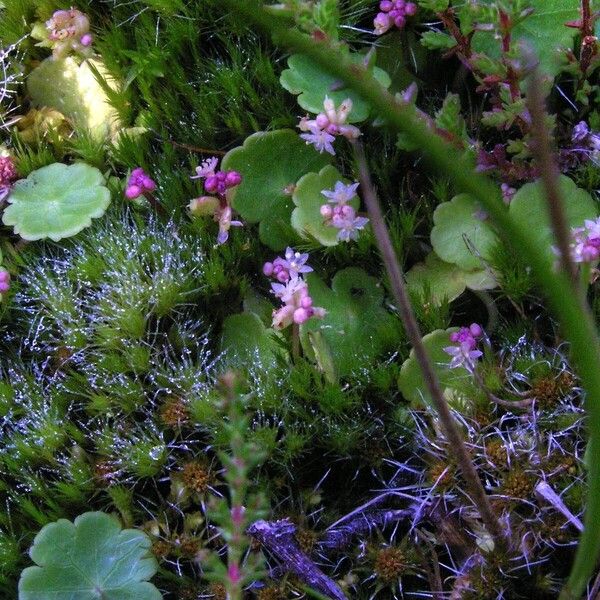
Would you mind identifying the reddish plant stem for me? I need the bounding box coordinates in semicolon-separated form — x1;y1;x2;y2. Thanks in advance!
526;66;578;286
353;140;506;550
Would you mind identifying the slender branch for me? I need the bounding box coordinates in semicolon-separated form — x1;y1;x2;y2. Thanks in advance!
525;63;578;285
353;140;506;549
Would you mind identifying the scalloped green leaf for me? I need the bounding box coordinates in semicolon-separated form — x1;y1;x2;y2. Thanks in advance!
3;163;111;241
431;194;499;272
406;252;496;305
508;176;597;260
18;511;161;600
280;52;391;122
472;0;578;79
221;312;287;368
291;165;360;246
398;328;470;408
221;130;331;250
27;57;121;140
300;268;401;377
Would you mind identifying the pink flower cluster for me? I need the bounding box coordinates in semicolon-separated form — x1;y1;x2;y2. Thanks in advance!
191;157;242;195
45;9;92;59
0;156;17;202
374;0;417;35
265;249;325;329
125;167;157;200
320;181;369;242
568;217;600;263
0;270;10;295
263;247;313;282
299;97;361;155
188;157;243;245
443;323;484;371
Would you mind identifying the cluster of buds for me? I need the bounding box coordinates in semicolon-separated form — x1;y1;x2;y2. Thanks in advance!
264;249;325;329
0;156;17;203
44;9;93;59
374;1;417;35
443;323;484;371
0;270;10;295
125;167;157;200
566;217;600;263
263;247;313;282
298;97;360;155
188;157;243;245
320;181;369;242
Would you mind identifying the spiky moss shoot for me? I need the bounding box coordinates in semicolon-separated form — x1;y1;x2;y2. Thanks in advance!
485;439;508;469
256;585;286;600
373;546;408;584
295;527;319;554
530;372;575;410
151;539;172;559
501;469;534;500
181;460;212;494
174;535;202;559
427;461;454;488
159;395;190;428
209;583;227;600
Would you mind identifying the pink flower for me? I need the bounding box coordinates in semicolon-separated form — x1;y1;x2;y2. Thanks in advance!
191;157;242;196
0;270;10;294
298;97;360;156
216;205;243;245
444;324;484;370
374;0;417;34
45;9;92;59
125;167;156;200
321;181;360;205
263;248;313;282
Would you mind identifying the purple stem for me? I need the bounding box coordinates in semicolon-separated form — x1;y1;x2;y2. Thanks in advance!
248;519;347;600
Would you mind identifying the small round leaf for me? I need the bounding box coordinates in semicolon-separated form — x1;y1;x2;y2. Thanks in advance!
280;53;391;122
18;511;161;600
291;165;359;246
27;57;121;141
301;268;402;377
406;252;496;305
3;162;111;241
431;194;499;271
222;130;331;250
508;175;597;259
398;328;471;408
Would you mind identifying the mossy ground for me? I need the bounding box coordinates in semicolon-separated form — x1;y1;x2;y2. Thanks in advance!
0;1;597;598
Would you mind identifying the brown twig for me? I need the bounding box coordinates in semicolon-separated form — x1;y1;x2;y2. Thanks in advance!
166;139;227;155
525;60;578;286
353;140;506;550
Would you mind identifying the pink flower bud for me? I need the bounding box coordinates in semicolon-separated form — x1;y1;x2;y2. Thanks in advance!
225;171;242;187
380;0;393;10
320;204;333;219
300;295;313;309
204;176;219;193
405;2;417;16
394;15;406;28
263;262;274;276
125;185;141;199
450;332;460;343
315;114;329;128
293;307;310;324
142;176;156;191
469;323;483;338
80;33;93;46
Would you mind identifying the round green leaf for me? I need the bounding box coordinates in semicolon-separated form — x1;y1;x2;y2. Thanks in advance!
301;268;402;377
431;194;499;271
3;162;111;241
398;328;470;408
291;165;359;246
221;312;287;368
18;511;161;600
27;57;121;140
472;0;579;79
222;130;331;250
280;53;391;122
406;252;496;305
508;176;597;260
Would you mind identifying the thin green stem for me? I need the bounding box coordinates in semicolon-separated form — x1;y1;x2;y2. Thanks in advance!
220;3;600;597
